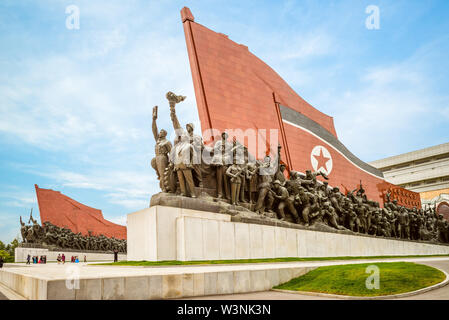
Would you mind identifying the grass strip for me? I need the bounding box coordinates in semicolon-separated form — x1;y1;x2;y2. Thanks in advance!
274;262;446;297
92;254;449;267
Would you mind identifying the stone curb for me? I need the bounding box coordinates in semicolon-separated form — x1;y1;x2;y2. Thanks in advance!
0;282;26;300
271;267;449;300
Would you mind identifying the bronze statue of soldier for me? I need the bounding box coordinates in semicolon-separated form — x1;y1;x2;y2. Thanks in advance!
271;180;300;223
254;156;275;214
322;202;345;230
397;207;410;239
19;216;29;243
245;162;258;204
166;91;197;197
185;122;204;188
274;163;287;185
226;157;243;205
151;106;172;192
212;132;233;199
296;187;316;227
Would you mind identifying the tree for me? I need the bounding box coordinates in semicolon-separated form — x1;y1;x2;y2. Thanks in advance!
0;240;5;251
7;238;19;257
0;250;13;263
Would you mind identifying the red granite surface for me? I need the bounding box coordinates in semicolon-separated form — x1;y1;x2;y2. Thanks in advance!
181;7;421;208
35;185;126;239
438;202;449;220
283;123;421;207
181;7;336;159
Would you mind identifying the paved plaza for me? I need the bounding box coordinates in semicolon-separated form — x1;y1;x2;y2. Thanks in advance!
3;256;449;281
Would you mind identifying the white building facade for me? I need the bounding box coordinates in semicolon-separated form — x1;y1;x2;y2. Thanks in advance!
369;142;449;215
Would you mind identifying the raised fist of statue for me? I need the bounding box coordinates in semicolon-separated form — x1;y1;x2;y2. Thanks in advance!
166;91;186;105
152;106;158;120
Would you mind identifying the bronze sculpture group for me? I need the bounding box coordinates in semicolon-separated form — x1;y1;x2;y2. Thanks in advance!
151;92;449;244
19;212;126;253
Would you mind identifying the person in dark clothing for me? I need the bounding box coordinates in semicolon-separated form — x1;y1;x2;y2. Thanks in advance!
26;254;31;265
0;256;4;268
113;249;118;263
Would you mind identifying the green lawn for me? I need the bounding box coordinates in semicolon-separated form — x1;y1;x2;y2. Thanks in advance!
274;262;446;297
93;254;449;267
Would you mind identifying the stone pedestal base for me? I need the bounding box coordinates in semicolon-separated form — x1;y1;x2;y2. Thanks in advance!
127;205;449;261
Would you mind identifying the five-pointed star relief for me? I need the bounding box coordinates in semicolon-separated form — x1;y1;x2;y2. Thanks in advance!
313;147;331;173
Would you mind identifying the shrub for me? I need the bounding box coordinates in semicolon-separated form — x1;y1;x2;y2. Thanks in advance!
0;250;14;263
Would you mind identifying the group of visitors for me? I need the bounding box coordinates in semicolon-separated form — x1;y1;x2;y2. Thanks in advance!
26;254;47;264
56;253;65;264
56;253;86;264
70;255;84;263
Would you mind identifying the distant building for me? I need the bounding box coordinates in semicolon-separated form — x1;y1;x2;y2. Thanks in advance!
369;143;449;217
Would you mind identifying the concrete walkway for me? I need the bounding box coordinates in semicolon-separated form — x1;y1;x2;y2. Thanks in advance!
4;256;449;280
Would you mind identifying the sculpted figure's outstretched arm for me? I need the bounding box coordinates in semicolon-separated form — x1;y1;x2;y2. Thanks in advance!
152;106;159;141
166;91;185;132
313;170;329;180
170;106;182;131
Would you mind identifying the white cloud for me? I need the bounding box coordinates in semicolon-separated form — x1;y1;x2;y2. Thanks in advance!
0;188;36;209
279;32;335;61
109;214;127;226
78;25;128;58
440;106;449;120
327;55;447;161
0;210;27;244
361;66;423;87
0;16;198;153
22;165;158;212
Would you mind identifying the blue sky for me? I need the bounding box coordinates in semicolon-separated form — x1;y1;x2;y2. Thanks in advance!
0;0;448;244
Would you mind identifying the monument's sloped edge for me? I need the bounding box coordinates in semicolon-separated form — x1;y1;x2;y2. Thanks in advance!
180;7;421;208
181;7;337;138
35;184;127;239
